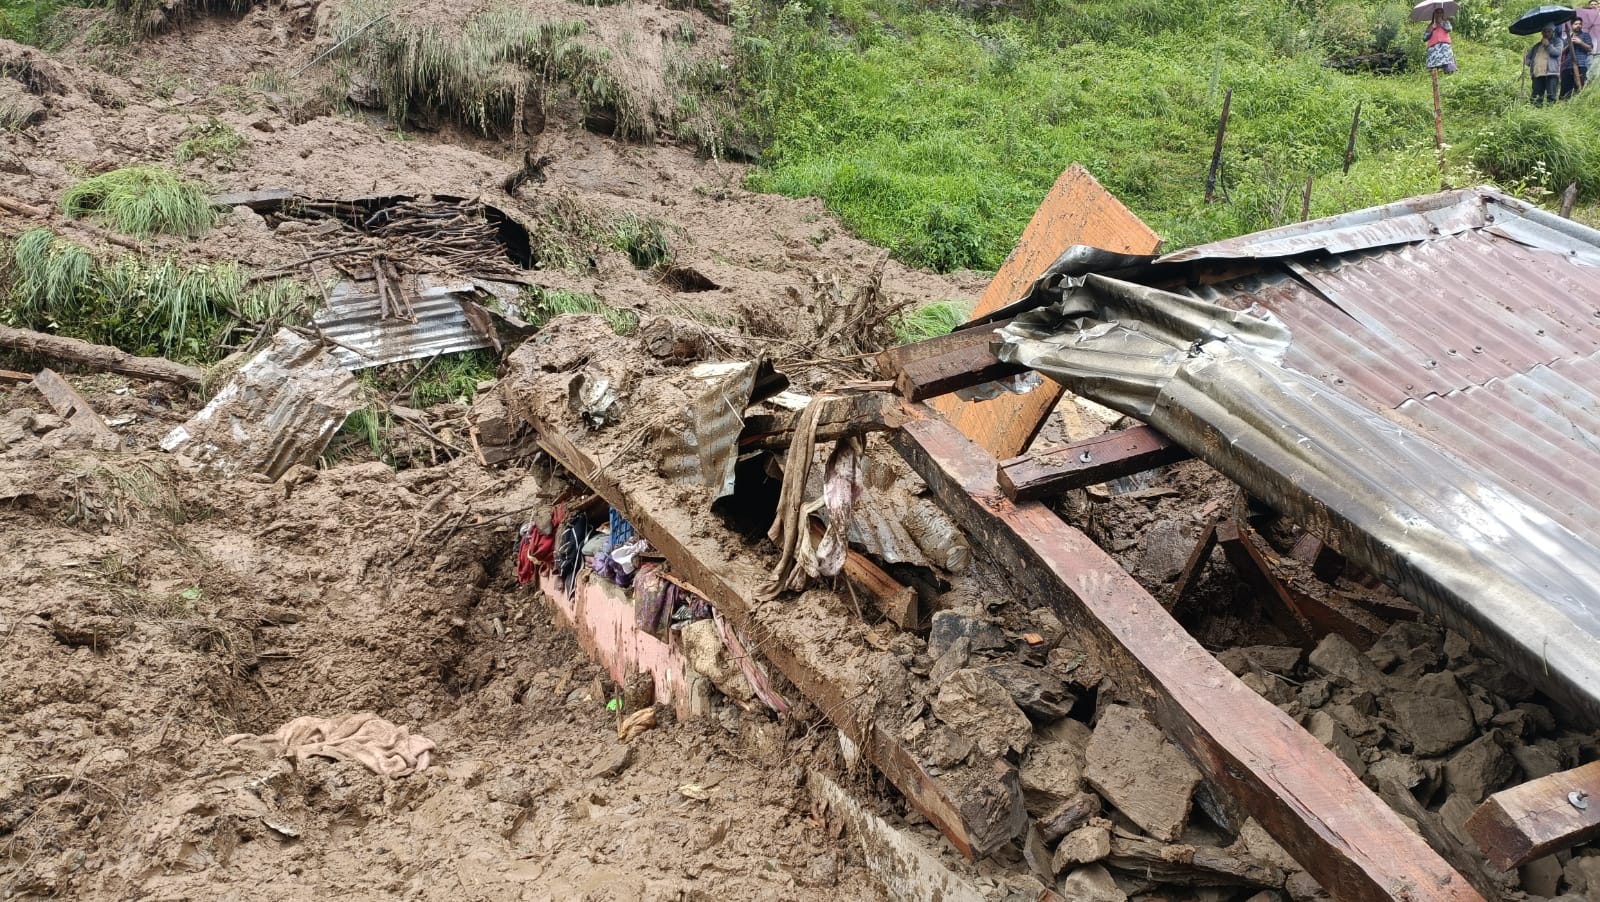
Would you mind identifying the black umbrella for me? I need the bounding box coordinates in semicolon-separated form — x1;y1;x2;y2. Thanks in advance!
1510;4;1577;34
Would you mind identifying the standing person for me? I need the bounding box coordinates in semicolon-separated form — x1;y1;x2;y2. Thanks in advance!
1562;19;1593;98
1424;8;1458;74
1526;25;1564;105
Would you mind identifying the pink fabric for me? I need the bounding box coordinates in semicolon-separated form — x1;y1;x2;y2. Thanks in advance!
1426;24;1452;46
1579;7;1600;32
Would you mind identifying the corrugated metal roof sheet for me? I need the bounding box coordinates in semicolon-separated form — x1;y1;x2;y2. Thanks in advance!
312;274;496;369
1165;192;1600;540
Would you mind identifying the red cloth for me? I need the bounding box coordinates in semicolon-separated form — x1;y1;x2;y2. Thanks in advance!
516;526;556;584
1426;24;1451;47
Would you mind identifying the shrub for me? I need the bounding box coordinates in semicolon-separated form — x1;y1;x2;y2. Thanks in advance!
60;166;214;238
1468;107;1600;197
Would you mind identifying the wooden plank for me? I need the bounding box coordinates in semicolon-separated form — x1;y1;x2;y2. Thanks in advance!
930;165;1161;459
32;368;118;446
876;321;1023;403
528;412;1023;860
1465;761;1600;870
0;368;33;383
998;425;1190;501
1166;512;1220;616
889;403;1483;902
0;325;203;388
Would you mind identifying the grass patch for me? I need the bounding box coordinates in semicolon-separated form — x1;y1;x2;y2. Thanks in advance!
175;118;249;166
3;227;312;363
522;286;638;335
330;2;621;138
894;300;968;344
610;212;675;269
60;165;214;238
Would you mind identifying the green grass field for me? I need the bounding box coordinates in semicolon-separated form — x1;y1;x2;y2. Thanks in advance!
734;0;1600;270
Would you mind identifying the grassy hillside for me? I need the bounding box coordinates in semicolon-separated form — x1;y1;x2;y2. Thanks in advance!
732;0;1600;269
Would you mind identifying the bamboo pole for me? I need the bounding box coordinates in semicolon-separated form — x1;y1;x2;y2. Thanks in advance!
1431;67;1447;184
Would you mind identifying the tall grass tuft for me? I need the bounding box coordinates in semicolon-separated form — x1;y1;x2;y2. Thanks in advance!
175;118;249;165
332;2;624;137
610;213;674;269
2;228;310;362
60;166;215;238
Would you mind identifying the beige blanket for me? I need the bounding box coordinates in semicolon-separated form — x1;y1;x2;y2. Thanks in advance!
225;713;435;777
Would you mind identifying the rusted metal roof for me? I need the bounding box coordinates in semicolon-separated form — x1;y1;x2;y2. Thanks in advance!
1170;190;1600;540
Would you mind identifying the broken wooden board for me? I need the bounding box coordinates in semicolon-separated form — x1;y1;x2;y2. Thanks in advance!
998;425;1190;501
523;404;1024;860
160;329;361;480
929;164;1162;459
890;403;1484;902
809;520;919;629
0;324;203;388
32;368;118;449
1107;834;1285;888
1465;760;1600;870
1218;518;1385;648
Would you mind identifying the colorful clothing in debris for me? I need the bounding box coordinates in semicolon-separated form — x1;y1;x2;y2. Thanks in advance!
514;519;556;585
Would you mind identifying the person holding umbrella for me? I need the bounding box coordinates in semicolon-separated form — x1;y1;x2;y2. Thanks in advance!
1423;5;1458;73
1560;17;1592;96
1526;24;1566;104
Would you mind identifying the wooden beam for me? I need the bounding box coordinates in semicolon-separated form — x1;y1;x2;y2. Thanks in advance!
810;520;919;630
876;322;1023;403
0;325;203;388
929;164;1162;460
997;425;1190;501
889;403;1483;902
527;410;1023;860
1465;761;1600;870
1166;511;1221;617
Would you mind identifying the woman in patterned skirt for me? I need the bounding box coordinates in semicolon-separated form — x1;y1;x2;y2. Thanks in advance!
1424;8;1458;73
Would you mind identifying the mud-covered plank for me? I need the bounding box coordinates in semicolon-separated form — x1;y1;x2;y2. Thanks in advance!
890;403;1484;902
1465;761;1600;870
997;425;1190;501
1217;518;1385;648
33;368;118;444
529;415;1017;860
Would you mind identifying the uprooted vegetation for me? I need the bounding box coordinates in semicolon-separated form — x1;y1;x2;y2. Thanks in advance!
60;165;215;238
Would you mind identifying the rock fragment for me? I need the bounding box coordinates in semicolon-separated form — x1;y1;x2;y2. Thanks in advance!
1083;705;1201;842
932;668;1032;758
1052;822;1112;873
1059;863;1127;902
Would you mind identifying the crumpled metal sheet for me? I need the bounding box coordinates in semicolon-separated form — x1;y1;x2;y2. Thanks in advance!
161;328;361;480
996;276;1600;722
657;359;789;498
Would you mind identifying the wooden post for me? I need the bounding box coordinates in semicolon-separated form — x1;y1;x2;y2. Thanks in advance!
1344;101;1362;174
1300;175;1314;222
1431;68;1447;183
0;325;203;388
1205;88;1233;204
1561;182;1579;219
